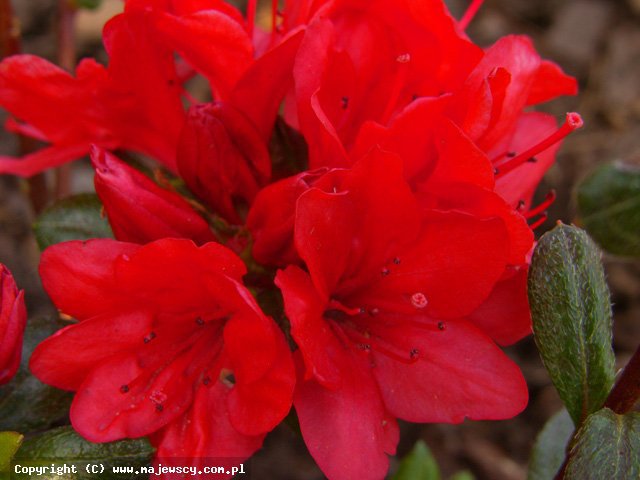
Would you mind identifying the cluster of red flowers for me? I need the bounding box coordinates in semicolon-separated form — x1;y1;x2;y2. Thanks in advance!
0;1;581;478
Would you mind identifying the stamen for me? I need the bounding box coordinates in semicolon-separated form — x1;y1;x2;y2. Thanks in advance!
525;190;556;219
458;0;485;31
342;326;419;365
529;214;548;230
496;113;583;178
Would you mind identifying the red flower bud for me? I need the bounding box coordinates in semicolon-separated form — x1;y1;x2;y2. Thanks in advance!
177;102;271;224
0;263;27;385
92;146;216;245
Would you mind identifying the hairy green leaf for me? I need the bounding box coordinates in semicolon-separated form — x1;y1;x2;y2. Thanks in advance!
33;194;112;250
13;427;154;479
565;408;640;479
577;161;640;257
528;224;615;426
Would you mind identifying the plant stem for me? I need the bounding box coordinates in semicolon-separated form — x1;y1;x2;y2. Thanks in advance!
0;0;51;212
55;0;78;200
604;344;640;414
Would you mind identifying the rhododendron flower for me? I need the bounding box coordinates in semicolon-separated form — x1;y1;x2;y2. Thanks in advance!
91;146;217;245
0;263;27;385
30;239;295;465
275;150;528;480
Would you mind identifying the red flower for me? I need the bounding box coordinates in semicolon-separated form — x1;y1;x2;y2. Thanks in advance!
0;8;186;176
30;239;295;466
0;263;27;385
91;146;217;245
275;151;528;480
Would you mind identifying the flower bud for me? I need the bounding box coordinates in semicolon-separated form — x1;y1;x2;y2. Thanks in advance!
92;146;217;245
0;264;27;385
177;102;270;224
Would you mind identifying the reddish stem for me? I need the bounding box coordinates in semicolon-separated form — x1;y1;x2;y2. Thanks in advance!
0;0;50;211
605;344;640;414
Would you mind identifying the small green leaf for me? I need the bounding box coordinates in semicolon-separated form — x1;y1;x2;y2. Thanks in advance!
577;161;640;257
392;440;440;480
564;408;640;479
0;315;73;432
528;409;574;480
71;0;103;10
528;224;615;426
13;427;154;479
0;432;23;471
33;194;113;250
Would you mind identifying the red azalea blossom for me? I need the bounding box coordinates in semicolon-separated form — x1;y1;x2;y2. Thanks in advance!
30;239;295;469
92;146;217;245
0;263;27;385
275;151;528;480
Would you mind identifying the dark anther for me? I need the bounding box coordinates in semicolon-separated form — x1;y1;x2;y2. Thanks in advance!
202;376;211;386
409;348;420;359
359;343;371;351
393;257;401;265
507;151;517;158
518;200;526;210
527;156;538;163
225;373;236;385
493;167;500;175
196;317;205;326
120;384;130;393
341;96;349;109
381;268;390;276
437;322;445;331
143;332;156;343
412;94;419;101
155;404;164;412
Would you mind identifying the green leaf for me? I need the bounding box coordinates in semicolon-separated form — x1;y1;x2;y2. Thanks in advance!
0;315;73;432
0;432;23;472
33;194;113;250
71;0;103;10
450;471;474;480
12;427;154;479
577;161;640;257
392;440;440;480
528;224;616;426
564;408;640;479
528;409;574;480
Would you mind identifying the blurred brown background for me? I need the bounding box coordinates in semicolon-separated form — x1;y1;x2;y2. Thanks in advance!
0;0;639;478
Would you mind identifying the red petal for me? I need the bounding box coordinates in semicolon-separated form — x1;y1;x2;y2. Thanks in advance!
295;353;397;480
467;267;532;346
150;10;253;98
276;266;342;388
371;319;528;423
526;60;578;106
356;212;509;319
226;311;295;435
29;310;154;391
0;144;90;177
70;350;196;442
295;149;419;297
92;147;216;245
230;29;305;142
39;240;140;320
154;382;264;465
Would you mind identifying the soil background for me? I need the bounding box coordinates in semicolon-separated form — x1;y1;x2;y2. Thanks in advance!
0;1;639;479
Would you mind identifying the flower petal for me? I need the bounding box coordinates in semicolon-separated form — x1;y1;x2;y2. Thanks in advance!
371;319;528;423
